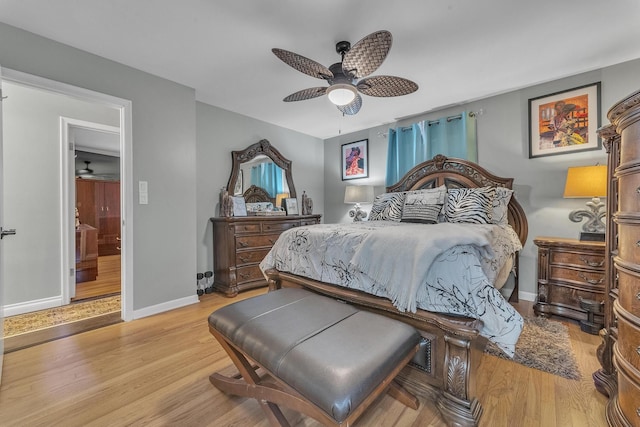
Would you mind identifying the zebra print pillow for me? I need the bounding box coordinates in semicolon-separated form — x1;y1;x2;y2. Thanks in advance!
369;192;406;221
401;186;446;224
444;187;495;224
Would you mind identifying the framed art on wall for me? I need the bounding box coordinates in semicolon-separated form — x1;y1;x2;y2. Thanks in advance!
341;139;369;180
529;82;601;158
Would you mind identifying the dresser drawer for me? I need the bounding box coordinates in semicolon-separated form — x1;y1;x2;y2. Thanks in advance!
236;234;281;250
233;223;261;234
615;305;640;372
235;265;265;285
236;248;271;266
262;221;298;233
617;264;640;315
617;223;640;265
550;250;604;270
614;357;640;425
618;172;640;214
549;266;605;290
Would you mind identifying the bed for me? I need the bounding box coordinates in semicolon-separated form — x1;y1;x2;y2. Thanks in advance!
261;155;528;427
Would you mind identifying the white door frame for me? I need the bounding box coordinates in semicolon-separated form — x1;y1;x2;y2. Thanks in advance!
61;118;121;302
2;68;134;321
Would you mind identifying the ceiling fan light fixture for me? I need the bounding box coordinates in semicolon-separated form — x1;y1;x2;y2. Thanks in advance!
326;84;357;106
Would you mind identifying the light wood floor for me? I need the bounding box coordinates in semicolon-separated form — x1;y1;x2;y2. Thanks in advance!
72;254;121;301
0;289;608;427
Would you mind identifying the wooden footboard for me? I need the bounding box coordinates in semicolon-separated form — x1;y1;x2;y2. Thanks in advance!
265;268;487;427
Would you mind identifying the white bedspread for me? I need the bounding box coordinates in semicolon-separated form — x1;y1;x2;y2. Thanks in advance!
260;221;523;357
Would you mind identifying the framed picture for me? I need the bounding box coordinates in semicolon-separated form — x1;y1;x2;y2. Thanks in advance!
231;196;247;216
341;139;369;180
529;82;601;158
283;198;299;215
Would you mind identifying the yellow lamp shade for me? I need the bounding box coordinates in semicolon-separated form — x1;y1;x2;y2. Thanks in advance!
563;165;607;198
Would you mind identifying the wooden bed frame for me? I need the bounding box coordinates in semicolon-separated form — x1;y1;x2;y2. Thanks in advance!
264;155;528;427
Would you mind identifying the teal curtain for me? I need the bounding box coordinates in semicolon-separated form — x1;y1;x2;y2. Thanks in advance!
385;123;426;186
426;112;477;161
385;112;477;186
250;163;284;197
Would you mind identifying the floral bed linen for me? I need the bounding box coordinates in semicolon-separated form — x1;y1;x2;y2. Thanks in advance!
260;221;524;357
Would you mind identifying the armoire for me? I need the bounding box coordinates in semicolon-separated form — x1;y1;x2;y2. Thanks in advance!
594;88;640;426
75;178;121;256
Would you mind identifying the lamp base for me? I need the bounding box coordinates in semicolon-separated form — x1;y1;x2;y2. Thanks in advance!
579;232;605;242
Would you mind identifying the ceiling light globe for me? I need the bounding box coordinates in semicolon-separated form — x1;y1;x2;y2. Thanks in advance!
327;84;356;106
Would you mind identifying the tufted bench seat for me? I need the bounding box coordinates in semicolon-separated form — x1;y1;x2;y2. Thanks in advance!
208;287;421;426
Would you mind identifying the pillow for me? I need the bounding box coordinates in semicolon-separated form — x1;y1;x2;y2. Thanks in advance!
492;187;513;226
444;187;495;224
401;186;446;224
369;192;406;221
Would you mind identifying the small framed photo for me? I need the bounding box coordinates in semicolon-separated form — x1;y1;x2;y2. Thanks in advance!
283;198;299;215
529;82;601;158
231;196;247;216
341;139;369;180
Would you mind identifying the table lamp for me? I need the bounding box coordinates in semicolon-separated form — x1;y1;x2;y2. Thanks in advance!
563;165;607;241
344;185;374;222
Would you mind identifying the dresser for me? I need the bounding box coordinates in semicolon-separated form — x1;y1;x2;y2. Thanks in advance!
210;214;321;297
533;237;606;330
593;89;640;427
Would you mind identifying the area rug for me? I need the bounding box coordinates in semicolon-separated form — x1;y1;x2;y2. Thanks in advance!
3;295;121;337
484;316;581;380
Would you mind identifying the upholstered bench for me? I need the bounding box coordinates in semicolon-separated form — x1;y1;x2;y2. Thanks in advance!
208;288;421;426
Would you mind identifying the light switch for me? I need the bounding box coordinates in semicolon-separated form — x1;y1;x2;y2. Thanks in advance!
139;180;148;205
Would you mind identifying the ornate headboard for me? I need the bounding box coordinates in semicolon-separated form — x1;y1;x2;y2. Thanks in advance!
386;154;528;246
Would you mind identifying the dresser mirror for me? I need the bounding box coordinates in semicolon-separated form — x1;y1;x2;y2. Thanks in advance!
226;139;297;206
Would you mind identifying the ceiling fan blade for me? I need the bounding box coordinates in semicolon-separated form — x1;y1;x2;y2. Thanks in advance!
342;30;392;79
272;48;333;80
283;87;327;102
357;75;418;97
337;94;362;115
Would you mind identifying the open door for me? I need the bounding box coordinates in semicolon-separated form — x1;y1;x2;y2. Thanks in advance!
0;67;7;382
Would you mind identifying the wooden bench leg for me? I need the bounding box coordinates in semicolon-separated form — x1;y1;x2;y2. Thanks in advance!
388;380;419;410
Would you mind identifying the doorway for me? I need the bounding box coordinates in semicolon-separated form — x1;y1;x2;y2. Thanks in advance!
1;68;133;328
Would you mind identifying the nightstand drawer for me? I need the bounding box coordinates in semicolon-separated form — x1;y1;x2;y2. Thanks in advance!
549;266;605;289
550;251;604;270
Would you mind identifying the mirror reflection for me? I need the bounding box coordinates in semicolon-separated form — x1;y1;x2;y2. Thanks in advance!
226;139;297;209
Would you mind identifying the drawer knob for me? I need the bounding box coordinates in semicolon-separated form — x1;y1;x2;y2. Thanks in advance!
637;346;640;356
239;273;250;279
239;256;251;263
579;256;604;268
637;407;640;417
637;291;640;301
239;241;249;248
269;239;277;245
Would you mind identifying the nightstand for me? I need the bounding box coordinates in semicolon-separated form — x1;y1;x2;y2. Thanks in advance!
533;237;605;333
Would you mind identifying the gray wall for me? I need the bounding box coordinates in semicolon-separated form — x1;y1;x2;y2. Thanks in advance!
0;22;197;312
2;82;119;305
196;102;324;273
324;58;640;299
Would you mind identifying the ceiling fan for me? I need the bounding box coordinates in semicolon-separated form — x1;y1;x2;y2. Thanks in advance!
272;30;418;115
76;161;93;175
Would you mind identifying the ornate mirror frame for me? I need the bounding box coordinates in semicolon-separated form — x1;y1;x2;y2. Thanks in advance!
226;139;297;200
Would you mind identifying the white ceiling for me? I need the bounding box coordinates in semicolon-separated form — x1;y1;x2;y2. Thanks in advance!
2;0;640;139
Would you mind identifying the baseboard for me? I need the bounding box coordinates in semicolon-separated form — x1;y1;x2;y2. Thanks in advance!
132;294;199;320
4;296;63;317
518;291;536;302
